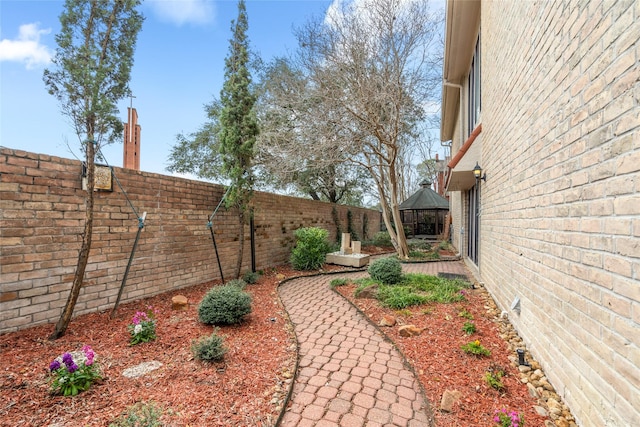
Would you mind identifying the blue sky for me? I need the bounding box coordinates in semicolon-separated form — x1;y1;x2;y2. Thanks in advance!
0;0;334;174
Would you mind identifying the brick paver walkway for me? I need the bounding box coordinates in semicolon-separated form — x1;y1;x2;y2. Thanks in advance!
278;260;469;427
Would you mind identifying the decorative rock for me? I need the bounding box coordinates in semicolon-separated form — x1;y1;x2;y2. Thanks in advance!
398;325;424;337
527;382;539;398
534;405;548;416
379;315;396;327
122;361;163;378
356;285;379;299
440;389;462;412
541;379;555;391
171;295;188;310
276;273;286;280
547;397;562;410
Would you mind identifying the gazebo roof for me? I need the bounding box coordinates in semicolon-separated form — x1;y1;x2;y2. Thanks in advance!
399;180;449;210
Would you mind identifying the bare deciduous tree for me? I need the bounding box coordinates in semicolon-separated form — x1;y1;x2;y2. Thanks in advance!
292;0;443;258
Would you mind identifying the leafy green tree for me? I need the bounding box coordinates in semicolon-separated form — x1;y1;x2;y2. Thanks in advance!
43;0;143;339
255;57;370;204
218;0;259;279
167;100;225;180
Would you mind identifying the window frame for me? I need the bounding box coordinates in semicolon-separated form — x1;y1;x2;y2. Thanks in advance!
467;33;481;137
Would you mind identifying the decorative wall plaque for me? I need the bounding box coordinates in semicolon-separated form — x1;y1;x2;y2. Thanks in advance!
94;165;113;191
82;163;113;191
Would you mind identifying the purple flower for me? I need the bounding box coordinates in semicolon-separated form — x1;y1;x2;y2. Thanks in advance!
83;345;94;359
67;362;78;373
49;360;61;371
62;352;74;367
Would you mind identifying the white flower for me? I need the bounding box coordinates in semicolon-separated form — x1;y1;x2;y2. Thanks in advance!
134;324;142;334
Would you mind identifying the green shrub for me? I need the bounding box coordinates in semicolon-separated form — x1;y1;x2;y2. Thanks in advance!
242;271;260;284
226;278;247;289
438;240;452;250
377;285;428;309
484;363;506;391
409;241;431;251
192;331;227;362
371;231;392;247
198;284;252;325
458;308;474;319
290;227;330;270
109;401;165;427
484;371;505;391
330;278;349;288
408;250;428;259
462;321;476;335
368;257;403;284
461;339;491;357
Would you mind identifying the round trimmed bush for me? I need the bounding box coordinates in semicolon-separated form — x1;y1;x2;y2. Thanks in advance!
290;227;330;270
198;284;252;325
192;332;227;362
368;256;403;285
226;278;247;289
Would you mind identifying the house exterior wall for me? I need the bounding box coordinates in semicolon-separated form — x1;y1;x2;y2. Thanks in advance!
444;0;639;425
0;148;380;334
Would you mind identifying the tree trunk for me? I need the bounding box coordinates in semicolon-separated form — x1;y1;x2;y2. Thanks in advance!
234;209;245;280
389;161;410;259
50;140;95;339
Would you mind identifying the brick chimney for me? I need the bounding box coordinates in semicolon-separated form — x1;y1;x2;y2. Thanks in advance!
123;107;141;170
434;154;447;198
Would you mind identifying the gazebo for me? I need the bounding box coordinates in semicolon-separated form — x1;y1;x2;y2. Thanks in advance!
399;180;449;239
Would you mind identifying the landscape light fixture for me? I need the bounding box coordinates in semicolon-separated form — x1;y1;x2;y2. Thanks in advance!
473;162;486;182
517;349;528;366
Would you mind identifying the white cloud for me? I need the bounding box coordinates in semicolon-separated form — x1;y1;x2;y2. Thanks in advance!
0;23;52;69
147;0;215;26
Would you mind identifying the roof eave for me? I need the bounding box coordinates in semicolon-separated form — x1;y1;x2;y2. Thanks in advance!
440;0;481;141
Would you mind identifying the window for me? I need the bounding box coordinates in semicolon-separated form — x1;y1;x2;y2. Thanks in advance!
467;33;481;136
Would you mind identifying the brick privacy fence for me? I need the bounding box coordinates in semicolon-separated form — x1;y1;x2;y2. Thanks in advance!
0;148;380;334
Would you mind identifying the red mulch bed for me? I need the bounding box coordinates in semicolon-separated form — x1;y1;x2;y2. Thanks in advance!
1;247;547;426
0;266;306;427
335;281;549;426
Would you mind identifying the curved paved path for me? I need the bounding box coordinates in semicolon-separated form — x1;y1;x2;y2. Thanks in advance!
278;260;468;427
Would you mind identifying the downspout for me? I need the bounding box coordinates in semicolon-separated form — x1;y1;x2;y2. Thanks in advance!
443;81;464;151
443;81;464;192
443;81;464;255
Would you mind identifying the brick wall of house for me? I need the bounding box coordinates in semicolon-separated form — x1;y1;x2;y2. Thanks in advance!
480;1;639;425
0;148;380;334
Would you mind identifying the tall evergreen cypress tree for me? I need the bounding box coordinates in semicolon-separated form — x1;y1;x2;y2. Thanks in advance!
218;0;259;279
